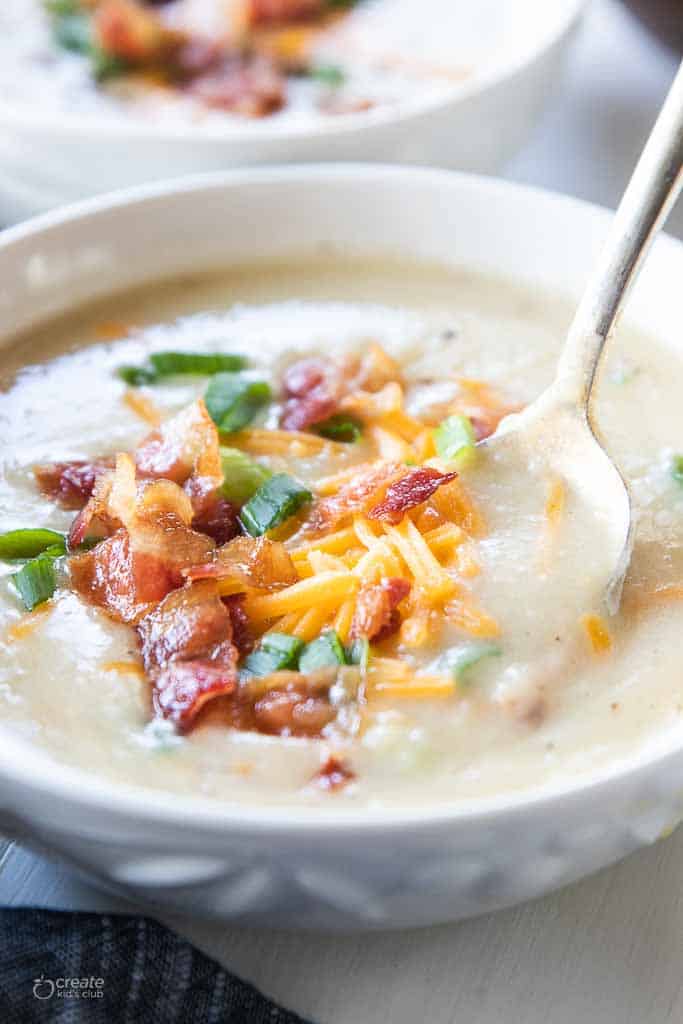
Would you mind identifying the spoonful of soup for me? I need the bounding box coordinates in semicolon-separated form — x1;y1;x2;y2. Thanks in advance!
463;62;683;651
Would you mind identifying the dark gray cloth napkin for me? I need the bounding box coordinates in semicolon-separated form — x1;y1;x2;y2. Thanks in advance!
0;909;312;1023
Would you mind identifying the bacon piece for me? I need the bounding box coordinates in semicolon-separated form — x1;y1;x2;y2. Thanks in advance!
223;594;253;655
94;0;185;63
367;468;458;524
350;576;411;641
312;756;355;791
67;470;119;549
137;580;239;730
70;530;178;623
240;0;326;27
280;357;340;432
305;461;404;536
183;535;297;590
153;658;239;730
188;54;286;116
69;455;214;620
251;671;337;737
34;458;114;511
191;497;240;546
135;399;223;512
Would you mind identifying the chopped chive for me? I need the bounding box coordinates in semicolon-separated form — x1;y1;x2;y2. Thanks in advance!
11;553;58;611
448;642;501;683
91;48;131;82
240;474;312;537
117;364;158;387
299;629;347;672
672;454;683;485
52;11;92;52
310;64;346;87
44;0;81;15
0;529;66;561
205;374;271;433
315;413;362;443
220;447;272;506
117;351;248;386
243;632;304;677
433;414;477;468
149;351;247;376
346;636;370;671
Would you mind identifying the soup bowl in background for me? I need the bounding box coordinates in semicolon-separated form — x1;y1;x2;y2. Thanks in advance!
0;0;586;223
0;165;682;929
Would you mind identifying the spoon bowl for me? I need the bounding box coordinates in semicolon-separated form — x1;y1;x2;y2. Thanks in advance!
476;61;683;617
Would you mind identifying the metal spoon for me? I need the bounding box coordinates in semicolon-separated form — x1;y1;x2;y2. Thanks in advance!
483;61;683;614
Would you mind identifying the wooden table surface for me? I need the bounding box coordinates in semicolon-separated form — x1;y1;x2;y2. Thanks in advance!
2;3;683;1022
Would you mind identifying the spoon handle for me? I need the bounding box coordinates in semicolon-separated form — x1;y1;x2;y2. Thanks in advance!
557;59;683;407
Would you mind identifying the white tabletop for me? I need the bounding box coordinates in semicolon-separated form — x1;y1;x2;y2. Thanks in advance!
2;3;683;1022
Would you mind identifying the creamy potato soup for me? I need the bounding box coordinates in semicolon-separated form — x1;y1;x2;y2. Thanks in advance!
1;259;683;810
0;0;481;127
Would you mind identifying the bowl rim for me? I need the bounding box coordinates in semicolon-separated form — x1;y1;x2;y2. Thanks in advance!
2;161;683;836
0;0;586;144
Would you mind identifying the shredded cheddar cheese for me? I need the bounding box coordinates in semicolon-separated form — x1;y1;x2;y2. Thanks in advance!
123;388;162;427
582;613;612;654
6;602;53;642
103;660;146;678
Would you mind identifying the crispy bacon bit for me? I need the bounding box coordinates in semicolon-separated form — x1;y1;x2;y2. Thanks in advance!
350;576;411;641
34;458;114;510
222;594;253;655
184;535;298;590
188;54;286;116
94;0;184;63
137;580;238;730
191;497;240;546
312;756;355;792
367;468;458;524
305;461;404;536
251;671;337;737
280;357;341;432
70;530;177;623
241;0;326;27
154;658;239;730
67;470;119;549
135;399;222;510
69;455;214;619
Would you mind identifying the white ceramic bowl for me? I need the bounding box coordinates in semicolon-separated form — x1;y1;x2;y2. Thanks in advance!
1;165;683;930
0;0;585;223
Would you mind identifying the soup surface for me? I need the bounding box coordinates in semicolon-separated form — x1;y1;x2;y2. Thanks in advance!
1;259;682;810
0;0;491;127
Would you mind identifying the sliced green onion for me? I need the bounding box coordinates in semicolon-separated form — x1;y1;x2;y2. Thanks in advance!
44;0;81;14
220;447;272;506
117;365;158;387
205;374;271;433
149;351;247;376
52;11;92;52
117;351;247;386
243;632;304;677
310;64;346;87
91;48;131;82
0;529;66;561
299;629;347;672
11;554;58;611
448;642;501;683
315;413;362;443
434;414;477;468
346;636;370;671
672;454;683;485
240;474;312;537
